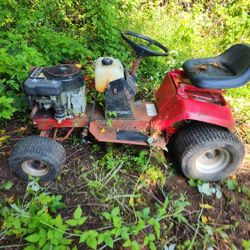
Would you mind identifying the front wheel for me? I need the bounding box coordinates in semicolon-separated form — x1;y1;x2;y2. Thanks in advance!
168;122;245;181
9;136;66;181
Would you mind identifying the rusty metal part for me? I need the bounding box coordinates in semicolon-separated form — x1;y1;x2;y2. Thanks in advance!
30;104;39;119
33;70;234;148
53;127;74;141
89;101;167;147
32;104;101;130
130;57;143;76
40;130;51;138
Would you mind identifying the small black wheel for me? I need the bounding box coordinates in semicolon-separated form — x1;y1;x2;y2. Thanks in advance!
168;122;245;181
9;136;66;181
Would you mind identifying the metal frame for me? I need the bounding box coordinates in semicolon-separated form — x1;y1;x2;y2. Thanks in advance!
33;69;235;145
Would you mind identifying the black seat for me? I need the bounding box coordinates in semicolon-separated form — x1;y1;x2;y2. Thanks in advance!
183;44;250;89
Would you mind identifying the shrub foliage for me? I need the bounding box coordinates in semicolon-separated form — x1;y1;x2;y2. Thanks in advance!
0;0;249;119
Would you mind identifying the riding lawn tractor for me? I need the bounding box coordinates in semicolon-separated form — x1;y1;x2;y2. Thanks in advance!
9;32;250;181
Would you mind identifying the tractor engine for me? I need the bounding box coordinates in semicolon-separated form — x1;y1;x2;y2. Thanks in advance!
23;64;86;122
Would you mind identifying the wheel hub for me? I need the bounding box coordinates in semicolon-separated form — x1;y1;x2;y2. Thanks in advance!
21;160;49;177
194;148;231;174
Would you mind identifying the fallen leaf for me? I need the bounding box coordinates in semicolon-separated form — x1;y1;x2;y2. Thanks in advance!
136;197;144;205
199;203;214;209
0;136;10;146
129;197;134;207
201;215;208;224
208;216;215;222
8;196;15;204
75;64;82;68
231;175;237;180
19;126;27;132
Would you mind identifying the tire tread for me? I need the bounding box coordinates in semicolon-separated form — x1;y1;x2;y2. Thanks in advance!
9;136;66;181
168;122;245;180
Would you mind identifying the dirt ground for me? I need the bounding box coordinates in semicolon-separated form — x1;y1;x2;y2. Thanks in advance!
0;114;249;249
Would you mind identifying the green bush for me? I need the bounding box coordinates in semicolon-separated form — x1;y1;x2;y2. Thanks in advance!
0;0;249;119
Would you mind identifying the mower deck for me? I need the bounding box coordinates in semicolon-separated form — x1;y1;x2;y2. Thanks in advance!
33;101;166;147
89;101;166;147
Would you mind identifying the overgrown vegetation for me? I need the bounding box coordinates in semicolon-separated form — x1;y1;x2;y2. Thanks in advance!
0;0;249;249
0;144;249;249
0;0;249;118
1;179;190;250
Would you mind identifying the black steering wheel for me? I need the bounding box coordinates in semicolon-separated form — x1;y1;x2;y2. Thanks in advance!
121;31;168;57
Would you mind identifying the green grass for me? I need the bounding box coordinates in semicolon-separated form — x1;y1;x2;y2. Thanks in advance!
1;144;249;249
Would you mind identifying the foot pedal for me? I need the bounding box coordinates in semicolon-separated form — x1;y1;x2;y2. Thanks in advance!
116;130;148;142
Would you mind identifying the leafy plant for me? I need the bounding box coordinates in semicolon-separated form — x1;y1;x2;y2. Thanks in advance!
0;178;192;250
0;180;13;191
0;96;16;119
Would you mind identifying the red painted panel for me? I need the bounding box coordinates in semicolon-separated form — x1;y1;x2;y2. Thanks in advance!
152;70;234;130
33;69;235;139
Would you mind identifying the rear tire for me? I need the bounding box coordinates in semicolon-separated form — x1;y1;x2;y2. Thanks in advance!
9;136;66;181
168;122;245;181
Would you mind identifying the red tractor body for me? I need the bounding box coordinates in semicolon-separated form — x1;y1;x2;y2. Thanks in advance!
9;32;248;182
153;69;234;131
32;69;234;147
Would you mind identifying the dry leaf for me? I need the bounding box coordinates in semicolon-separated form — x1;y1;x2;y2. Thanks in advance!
208;216;215;222
201;215;208;224
0;135;10;142
231;175;237;180
75;64;82;68
0;136;10;146
129;197;134;207
100;128;106;133
136;197;144;204
199;203;214;209
19;126;27;132
8;196;15;204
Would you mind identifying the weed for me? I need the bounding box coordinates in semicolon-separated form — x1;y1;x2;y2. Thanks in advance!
0;179;192;250
0;181;13;191
242;240;250;250
188;178;204;188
